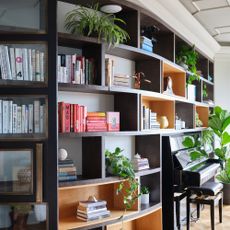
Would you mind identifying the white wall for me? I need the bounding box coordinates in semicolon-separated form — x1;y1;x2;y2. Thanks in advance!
215;48;230;111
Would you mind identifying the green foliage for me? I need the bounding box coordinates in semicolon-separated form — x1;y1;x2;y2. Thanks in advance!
176;44;199;84
65;3;130;46
105;147;140;209
217;158;230;184
12;204;32;214
203;83;208;98
141;186;150;194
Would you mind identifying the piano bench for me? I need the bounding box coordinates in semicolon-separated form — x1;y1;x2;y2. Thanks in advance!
186;182;223;230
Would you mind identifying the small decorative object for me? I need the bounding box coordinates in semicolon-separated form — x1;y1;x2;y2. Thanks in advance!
132;72;151;89
163;76;174;95
107;112;120;131
100;4;122;14
132;153;150;171
58;148;68;161
187;83;196;101
17;168;32;184
65;3;130;46
195;112;203;127
141;186;150;205
141;25;159;49
158;116;169;129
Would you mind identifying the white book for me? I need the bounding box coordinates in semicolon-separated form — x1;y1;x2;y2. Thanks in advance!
35;50;41;81
28;104;34;133
21;104;26;133
3;46;12;80
25;105;29;133
0;100;2;133
12;103;17;134
57;55;61;82
34;100;40;133
17;106;22;133
22;48;29;81
28;49;33;81
40;52;44;82
2;100;9;134
39;105;44;133
15;48;23;80
0;46;7;80
0;46;4;79
9;48;16;80
75;60;81;84
66;55;72;83
8;100;13;133
32;49;36;81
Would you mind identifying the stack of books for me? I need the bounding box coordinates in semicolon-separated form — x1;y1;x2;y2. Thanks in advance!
77;199;110;222
86;112;107;132
132;154;150;171
58;158;77;183
142;105;160;130
140;36;153;53
0;45;45;82
113;74;130;87
57;54;95;85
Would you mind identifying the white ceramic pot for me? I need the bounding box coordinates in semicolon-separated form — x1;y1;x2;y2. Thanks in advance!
34;204;47;222
141;194;150;205
187;84;196;101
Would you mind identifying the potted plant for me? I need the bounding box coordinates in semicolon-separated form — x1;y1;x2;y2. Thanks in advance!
176;45;199;101
105;147;140;210
141;186;150;205
64;3;130;47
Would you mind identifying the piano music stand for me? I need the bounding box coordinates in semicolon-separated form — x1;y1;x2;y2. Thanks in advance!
186;182;223;230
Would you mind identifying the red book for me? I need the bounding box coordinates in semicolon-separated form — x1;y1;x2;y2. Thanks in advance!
87;124;107;128
74;104;80;133
70;104;74;132
58;102;65;133
64;103;71;133
87;120;107;124
87;127;107;132
87;117;107;121
79;106;83;132
82;106;87;132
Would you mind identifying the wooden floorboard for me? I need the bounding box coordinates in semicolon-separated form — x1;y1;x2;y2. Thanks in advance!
187;205;230;230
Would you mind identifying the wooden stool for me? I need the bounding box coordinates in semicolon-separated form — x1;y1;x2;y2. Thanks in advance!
186;182;223;230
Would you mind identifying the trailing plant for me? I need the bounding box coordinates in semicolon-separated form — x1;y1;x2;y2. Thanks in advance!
65;3;130;46
141;186;150;195
105;147;140;210
203;83;208;98
176;44;199;84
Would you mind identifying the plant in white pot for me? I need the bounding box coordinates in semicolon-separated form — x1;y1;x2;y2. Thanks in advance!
141;186;150;205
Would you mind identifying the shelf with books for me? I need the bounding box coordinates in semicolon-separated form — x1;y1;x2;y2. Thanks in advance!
0;43;47;86
0;96;47;138
162;62;186;98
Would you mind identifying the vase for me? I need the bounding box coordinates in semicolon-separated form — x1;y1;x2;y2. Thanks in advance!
9;212;28;230
34;204;47;222
158;116;169;129
187;84;196;101
141;194;150;204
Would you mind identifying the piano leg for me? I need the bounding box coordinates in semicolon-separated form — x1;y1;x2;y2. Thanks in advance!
219;196;223;223
210;200;215;230
186;196;190;230
175;200;180;230
197;204;200;219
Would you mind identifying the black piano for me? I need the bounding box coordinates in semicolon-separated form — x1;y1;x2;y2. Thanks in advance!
162;133;220;230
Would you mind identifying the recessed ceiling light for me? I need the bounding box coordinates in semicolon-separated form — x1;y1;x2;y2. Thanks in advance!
100;4;122;14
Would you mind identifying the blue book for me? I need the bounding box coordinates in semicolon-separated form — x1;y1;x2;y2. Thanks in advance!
141;43;153;52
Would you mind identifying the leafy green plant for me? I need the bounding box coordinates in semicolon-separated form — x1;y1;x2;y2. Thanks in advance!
65;3;130;46
12;204;32;214
203;83;208;98
217;158;230;184
195;112;203;127
176;44;199;84
141;186;150;194
105;147;140;209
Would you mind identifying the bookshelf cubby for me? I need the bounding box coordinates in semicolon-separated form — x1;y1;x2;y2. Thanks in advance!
196;105;209;128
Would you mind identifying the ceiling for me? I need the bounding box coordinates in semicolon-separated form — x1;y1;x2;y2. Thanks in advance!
179;0;230;45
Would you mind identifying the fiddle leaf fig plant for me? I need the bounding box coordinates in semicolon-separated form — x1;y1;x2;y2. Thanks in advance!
65;3;130;46
105;147;140;210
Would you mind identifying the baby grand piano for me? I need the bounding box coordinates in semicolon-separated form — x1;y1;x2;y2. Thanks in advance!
162;133;220;230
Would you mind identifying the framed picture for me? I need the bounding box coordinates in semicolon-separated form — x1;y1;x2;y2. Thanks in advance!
0;203;48;230
0;143;43;202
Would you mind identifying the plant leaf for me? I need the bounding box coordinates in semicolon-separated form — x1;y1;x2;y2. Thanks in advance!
222;132;230;146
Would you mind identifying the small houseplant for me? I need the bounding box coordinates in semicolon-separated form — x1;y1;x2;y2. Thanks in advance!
141;186;150;205
65;3;130;46
176;44;199;101
105;147;140;210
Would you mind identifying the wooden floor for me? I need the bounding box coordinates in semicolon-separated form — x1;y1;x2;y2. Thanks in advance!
188;205;230;230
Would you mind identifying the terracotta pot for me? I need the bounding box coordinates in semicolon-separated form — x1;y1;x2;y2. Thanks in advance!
10;212;28;230
223;183;230;205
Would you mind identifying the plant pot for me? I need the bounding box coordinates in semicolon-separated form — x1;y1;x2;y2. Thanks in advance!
141;194;150;204
34;204;47;222
9;212;29;230
187;84;196;101
223;183;230;205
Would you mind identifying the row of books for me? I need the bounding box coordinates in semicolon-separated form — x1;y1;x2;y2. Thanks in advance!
58;102;120;133
0;100;45;134
57;54;95;85
58;158;77;182
0;45;45;81
140;36;153;53
142;105;160;130
77;198;110;222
